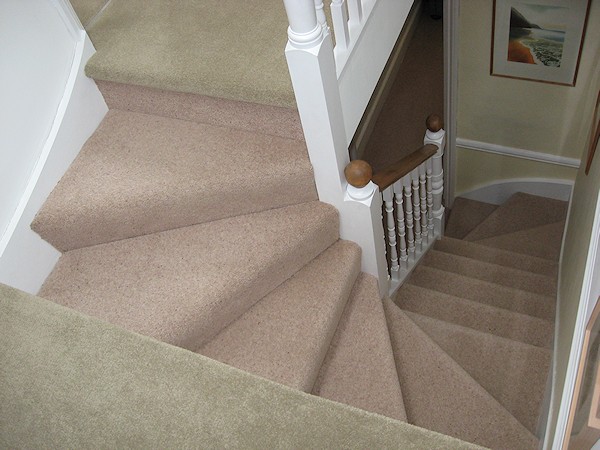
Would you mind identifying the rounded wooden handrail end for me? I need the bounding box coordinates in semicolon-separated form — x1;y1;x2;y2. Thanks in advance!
345;160;372;188
426;114;443;132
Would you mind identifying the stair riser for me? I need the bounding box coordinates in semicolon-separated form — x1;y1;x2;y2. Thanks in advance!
97;81;303;141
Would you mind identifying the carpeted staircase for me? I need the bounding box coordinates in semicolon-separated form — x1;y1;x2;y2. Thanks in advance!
29;1;569;448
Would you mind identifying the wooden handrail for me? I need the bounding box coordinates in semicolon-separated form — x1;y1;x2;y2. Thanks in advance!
371;144;437;191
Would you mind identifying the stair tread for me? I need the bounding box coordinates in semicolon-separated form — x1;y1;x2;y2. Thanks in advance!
32;110;316;251
39;201;338;351
435;236;558;277
465;192;568;242
313;274;407;422
395;284;553;348
405;310;551;434
408;265;556;320
475;221;566;261
445;197;497;240
85;0;295;109
198;240;361;393
383;299;538;450
423;250;557;297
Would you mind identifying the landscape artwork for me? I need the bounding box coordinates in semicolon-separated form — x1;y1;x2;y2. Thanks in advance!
507;5;566;67
491;0;590;85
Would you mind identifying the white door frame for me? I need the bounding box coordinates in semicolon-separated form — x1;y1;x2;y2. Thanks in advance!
443;0;459;208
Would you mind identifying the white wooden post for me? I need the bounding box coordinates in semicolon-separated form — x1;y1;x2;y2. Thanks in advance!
394;180;408;270
314;0;328;33
419;163;428;243
402;175;415;262
348;0;363;25
382;186;399;281
411;169;422;252
330;0;350;50
424;115;446;237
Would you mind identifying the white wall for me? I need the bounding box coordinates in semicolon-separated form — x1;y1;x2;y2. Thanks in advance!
0;0;107;293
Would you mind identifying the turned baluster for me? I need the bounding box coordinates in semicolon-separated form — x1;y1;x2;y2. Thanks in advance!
394;180;408;269
314;0;328;32
426;158;434;237
402;175;415;261
382;186;400;280
419;163;428;243
411;169;422;252
330;0;350;50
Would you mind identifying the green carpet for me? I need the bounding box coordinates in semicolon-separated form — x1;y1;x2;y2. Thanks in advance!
0;283;479;449
84;0;296;108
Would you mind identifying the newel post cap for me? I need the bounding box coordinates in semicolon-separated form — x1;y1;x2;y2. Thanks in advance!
426;114;444;133
344;160;373;188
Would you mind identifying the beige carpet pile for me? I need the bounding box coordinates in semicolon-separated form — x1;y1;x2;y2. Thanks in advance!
15;3;568;449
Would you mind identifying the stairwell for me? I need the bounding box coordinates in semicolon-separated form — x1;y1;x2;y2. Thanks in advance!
29;1;568;449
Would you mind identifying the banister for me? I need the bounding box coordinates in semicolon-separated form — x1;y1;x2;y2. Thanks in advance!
371;144;437;191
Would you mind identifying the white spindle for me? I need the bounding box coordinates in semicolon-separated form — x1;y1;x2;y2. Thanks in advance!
314;0;328;33
411;169;422;252
402;175;415;261
347;0;363;24
394;180;408;269
419;163;428;242
331;0;350;50
426;158;434;237
382;186;399;280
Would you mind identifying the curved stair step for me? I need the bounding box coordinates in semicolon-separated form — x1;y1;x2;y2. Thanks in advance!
198;240;361;393
405;311;552;434
408;266;555;320
313;273;407;422
445;197;497;240
39;201;338;351
383;298;538;450
435;236;558;277
423;250;557;297
395;284;553;348
32;109;316;251
475;221;566;261
464;192;568;242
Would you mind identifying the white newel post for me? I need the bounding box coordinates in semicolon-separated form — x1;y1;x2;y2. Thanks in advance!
424;115;445;237
283;1;389;296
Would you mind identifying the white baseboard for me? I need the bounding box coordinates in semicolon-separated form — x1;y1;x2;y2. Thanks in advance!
459;178;574;205
456;138;581;169
0;35;107;294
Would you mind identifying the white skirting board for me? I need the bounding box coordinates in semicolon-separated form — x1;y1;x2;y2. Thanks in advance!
456;138;581;169
0;35;107;294
459;178;574;205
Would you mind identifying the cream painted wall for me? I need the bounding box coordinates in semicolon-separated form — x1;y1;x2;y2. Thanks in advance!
544;8;600;441
455;149;577;196
456;0;600;195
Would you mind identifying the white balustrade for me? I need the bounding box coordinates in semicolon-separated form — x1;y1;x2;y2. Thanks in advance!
411;169;422;252
330;0;350;50
382;186;399;281
394;179;408;270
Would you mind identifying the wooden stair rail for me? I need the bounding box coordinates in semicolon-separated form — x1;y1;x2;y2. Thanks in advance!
344;114;446;295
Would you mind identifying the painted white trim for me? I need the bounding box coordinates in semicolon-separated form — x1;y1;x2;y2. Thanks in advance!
0;35;107;294
456;138;581;169
459;178;574;205
52;0;84;37
550;193;600;449
443;0;460;208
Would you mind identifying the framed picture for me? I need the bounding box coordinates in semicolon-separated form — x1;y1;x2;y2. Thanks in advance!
491;0;591;86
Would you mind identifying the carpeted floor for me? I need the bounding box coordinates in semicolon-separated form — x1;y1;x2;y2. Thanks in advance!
15;2;566;448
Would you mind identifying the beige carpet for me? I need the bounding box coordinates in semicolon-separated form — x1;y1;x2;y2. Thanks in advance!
32;110;316;251
445;197;498;239
389;192;565;447
83;0;295;109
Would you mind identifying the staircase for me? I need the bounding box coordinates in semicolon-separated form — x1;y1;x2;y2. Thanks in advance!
29;1;568;449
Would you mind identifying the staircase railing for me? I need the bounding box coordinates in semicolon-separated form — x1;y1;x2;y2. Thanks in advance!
345;115;446;295
281;0;416;297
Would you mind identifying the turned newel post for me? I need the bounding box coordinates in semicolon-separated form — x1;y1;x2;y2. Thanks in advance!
344;160;376;200
282;0;323;48
424;114;445;237
343;160;389;296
